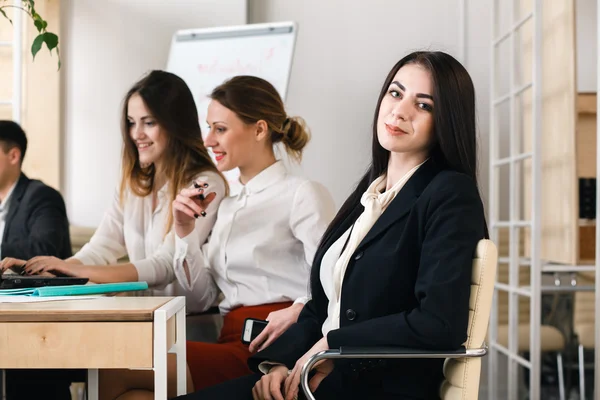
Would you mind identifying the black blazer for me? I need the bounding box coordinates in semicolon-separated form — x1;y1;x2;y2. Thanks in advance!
250;160;486;399
1;174;72;260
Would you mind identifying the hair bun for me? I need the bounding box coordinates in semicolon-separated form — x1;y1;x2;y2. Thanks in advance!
282;117;292;133
280;116;310;161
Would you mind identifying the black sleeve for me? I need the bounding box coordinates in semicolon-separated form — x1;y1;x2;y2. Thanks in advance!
248;298;323;372
2;185;70;260
326;174;485;351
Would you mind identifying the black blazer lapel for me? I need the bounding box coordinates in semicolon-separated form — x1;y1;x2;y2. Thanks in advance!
4;174;30;236
356;159;441;251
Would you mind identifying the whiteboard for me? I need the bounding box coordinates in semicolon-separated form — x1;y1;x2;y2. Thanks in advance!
166;22;298;186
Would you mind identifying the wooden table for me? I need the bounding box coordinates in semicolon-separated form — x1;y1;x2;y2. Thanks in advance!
0;296;186;399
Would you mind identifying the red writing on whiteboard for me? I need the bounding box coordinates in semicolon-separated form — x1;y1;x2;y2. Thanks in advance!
197;59;258;74
265;48;274;60
196;48;276;75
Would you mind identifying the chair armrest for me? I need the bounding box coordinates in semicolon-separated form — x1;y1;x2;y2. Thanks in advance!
300;345;487;400
339;346;486;358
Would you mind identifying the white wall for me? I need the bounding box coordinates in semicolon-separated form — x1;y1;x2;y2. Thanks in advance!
248;0;491;210
465;0;493;211
577;0;597;92
60;0;246;227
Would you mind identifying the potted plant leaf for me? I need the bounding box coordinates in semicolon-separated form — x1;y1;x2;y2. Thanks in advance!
0;0;60;68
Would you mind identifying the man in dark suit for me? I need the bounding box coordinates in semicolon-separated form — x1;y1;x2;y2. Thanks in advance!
0;120;78;400
0;122;71;260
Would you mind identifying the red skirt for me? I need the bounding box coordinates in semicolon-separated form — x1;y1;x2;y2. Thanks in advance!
187;301;293;391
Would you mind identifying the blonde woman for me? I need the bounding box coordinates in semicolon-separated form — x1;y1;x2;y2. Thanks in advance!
100;76;336;399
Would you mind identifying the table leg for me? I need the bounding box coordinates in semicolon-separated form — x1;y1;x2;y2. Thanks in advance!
175;306;187;395
154;309;168;400
87;369;99;400
1;369;5;400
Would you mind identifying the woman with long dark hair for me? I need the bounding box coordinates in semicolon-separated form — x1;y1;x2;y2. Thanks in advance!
179;51;488;400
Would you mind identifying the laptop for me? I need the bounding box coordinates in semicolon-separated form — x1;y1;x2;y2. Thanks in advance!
0;266;89;289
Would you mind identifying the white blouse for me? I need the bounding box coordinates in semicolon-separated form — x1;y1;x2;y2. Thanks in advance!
73;170;226;298
320;227;352;336
173;161;336;314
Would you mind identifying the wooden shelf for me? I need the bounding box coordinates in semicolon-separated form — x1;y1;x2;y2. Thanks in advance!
523;0;583;265
577;93;597;179
577;93;597;115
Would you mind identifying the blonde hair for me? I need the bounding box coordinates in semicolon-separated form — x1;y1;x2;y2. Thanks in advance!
209;75;311;161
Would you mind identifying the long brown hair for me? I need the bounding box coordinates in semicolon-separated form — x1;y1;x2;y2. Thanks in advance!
209;75;310;161
119;70;225;234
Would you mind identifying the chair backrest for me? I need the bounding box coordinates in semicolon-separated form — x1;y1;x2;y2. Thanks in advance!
439;239;498;400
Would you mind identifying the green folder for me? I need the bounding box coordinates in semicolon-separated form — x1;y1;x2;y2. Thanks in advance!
0;282;148;297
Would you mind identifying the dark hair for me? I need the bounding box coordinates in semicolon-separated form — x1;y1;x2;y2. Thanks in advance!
120;70;226;234
210;75;310;161
0;120;28;164
311;51;484;295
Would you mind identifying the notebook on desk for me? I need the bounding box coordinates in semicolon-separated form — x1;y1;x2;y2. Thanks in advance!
0;282;149;296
